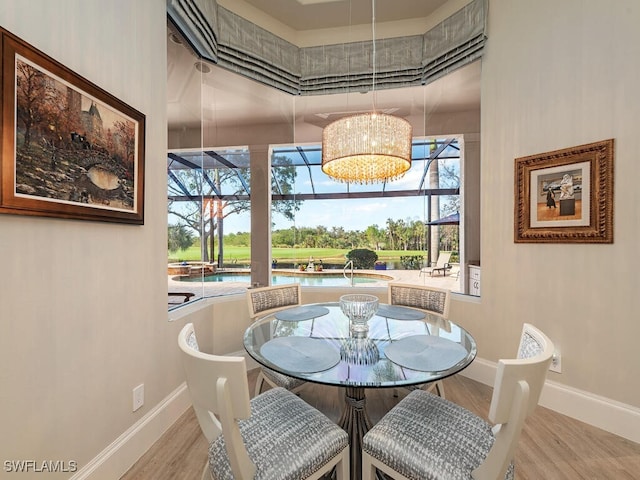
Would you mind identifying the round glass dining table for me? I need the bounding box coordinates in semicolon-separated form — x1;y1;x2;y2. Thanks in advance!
243;301;477;480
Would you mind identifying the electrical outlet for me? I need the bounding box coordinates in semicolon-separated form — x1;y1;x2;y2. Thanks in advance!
549;351;562;373
133;384;144;411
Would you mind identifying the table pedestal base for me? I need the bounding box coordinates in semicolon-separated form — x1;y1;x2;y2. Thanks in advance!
338;386;373;480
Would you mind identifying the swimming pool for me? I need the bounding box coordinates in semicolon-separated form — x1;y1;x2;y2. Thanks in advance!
176;272;389;287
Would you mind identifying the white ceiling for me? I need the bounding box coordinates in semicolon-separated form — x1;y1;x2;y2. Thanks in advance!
167;0;480;142
239;0;451;30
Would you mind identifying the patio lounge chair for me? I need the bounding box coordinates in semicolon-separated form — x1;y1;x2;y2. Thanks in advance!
420;252;452;277
168;292;195;304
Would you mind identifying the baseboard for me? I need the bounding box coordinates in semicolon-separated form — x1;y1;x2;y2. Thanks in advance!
74;352;254;480
69;383;191;480
460;357;640;445
73;352;254;479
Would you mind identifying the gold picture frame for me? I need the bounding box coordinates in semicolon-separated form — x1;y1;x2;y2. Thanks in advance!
1;27;145;224
514;139;614;243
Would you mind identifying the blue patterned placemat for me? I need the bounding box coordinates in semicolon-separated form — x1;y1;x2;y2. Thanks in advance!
274;306;330;321
385;335;467;371
376;304;426;320
260;337;340;373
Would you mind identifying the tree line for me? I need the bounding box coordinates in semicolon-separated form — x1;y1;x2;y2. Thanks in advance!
169;218;458;254
168;150;461;264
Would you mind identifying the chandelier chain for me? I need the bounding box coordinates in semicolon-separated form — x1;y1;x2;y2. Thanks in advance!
320;0;412;185
371;0;377;107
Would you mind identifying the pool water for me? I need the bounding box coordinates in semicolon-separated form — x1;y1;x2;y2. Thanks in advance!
178;273;381;286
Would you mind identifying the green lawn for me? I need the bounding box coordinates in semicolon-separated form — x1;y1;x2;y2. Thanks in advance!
169;246;427;267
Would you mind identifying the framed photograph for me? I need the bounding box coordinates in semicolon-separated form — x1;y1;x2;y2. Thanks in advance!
514;139;613;243
1;28;145;224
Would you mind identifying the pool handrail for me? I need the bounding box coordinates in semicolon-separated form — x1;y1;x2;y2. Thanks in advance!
343;260;354;286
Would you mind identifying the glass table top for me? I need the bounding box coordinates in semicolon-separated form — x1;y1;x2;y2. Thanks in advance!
243;302;477;389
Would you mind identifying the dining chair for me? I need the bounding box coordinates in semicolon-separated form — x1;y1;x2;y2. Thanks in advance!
362;323;554;480
246;283;308;396
388;282;451;318
388;283;451;398
178;323;350;480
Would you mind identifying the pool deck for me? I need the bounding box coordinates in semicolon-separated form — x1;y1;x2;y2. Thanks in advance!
168;267;461;305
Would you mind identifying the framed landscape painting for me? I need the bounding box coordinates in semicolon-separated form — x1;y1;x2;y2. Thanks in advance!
0;27;145;224
514;139;613;243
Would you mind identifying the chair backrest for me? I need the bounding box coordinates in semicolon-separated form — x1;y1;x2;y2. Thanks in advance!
246;283;302;319
388;282;451;318
178;323;256;479
434;251;452;268
473;323;554;480
491;323;555;420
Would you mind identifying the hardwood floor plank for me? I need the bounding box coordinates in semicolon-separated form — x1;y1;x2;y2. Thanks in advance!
121;402;208;480
121;370;640;479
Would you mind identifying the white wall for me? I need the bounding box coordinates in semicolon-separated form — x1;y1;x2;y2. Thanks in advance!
0;1;195;477
467;0;640;411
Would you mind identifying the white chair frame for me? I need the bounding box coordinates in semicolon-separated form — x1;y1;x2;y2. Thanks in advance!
179;323;349;480
362;323;554;480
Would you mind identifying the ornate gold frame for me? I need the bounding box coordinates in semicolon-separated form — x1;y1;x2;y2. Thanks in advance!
514;139;614;243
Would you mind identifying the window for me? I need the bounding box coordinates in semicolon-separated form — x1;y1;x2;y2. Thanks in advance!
166;138;464;307
270;140;462;289
167;28;479;310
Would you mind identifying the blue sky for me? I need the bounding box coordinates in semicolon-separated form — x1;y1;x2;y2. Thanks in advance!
224;195;429;233
277;195;429;232
169;142;459;234
224;165;438;234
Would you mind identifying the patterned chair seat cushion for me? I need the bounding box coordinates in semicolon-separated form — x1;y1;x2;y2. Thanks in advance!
262;367;306;390
209;387;348;480
363;390;514;480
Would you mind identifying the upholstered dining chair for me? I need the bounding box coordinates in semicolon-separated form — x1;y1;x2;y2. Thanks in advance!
178;323;350;480
388;283;451;398
362;323;554;480
388;282;451;318
246;283;308;396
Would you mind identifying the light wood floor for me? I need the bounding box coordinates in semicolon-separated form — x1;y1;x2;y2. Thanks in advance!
121;370;640;479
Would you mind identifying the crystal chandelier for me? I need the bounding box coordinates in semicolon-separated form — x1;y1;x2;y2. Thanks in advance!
321;0;413;184
321;113;412;184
